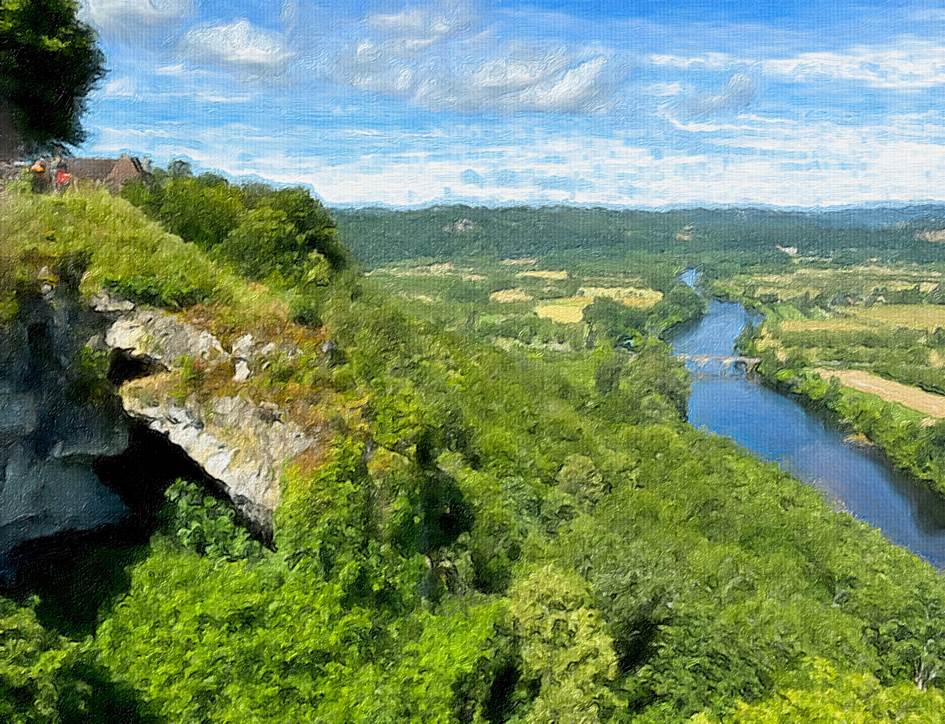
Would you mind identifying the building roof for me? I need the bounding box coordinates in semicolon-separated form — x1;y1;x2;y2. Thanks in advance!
66;155;149;190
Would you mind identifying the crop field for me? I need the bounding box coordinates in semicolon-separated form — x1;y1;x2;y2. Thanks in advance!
516;269;569;280
489;288;534;303
778;317;875;333
814;369;945;418
535;296;593;323
579;286;663;308
847;304;945;330
726;266;945;303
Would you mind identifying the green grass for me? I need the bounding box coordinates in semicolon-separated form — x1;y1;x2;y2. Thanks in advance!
0;188;246;310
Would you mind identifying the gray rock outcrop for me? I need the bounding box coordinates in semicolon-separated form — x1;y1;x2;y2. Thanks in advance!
1;264;130;579
101;300;317;535
119;391;314;533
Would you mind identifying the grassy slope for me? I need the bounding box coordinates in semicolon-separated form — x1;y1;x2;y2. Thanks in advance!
4;190;945;721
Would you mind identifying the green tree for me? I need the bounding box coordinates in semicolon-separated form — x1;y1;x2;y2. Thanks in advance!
245;186;348;270
157;177;245;249
0;0;104;156
510;566;623;723
216;206;301;279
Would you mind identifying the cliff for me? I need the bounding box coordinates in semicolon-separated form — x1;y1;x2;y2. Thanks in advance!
0;258;128;578
0;256;331;575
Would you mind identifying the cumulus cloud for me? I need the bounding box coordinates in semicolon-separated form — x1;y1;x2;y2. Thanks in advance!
81;0;191;32
668;73;757;120
182;20;294;73
332;1;622;114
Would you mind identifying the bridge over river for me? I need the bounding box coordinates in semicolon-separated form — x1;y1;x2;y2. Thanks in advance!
676;354;761;371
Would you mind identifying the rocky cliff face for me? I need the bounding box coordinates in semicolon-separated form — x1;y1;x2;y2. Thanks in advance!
97;294;321;538
0;262;129;579
1;263;323;576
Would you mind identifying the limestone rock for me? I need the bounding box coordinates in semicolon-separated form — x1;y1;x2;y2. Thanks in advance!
0;390;38;438
0;270;133;577
233;359;251;382
120;389;316;533
106;309;227;366
0;445;128;570
89;290;135;314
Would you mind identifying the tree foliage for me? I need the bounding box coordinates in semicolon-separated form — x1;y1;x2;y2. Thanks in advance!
0;0;104;155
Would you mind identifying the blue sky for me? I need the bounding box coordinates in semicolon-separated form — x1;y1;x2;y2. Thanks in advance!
76;0;945;207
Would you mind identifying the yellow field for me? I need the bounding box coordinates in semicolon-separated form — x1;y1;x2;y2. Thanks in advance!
535;296;592;323
500;257;538;266
779;317;873;333
489;288;533;303
743;268;942;300
517;270;569;281
848;304;945;330
814;368;945;418
579;286;663;308
375;262;484;281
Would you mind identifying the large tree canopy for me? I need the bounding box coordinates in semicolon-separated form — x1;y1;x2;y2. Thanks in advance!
0;0;104;157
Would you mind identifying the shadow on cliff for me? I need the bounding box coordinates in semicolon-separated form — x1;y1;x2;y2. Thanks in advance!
4;422;219;639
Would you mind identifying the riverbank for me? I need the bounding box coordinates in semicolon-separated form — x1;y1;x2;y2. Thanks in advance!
748;350;945;499
672;283;945;566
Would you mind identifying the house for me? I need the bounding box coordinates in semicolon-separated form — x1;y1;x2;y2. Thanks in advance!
66;154;151;191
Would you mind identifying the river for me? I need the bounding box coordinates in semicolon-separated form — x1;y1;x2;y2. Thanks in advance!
671;271;945;568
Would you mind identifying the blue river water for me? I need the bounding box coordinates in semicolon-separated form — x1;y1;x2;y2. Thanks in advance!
671;277;945;568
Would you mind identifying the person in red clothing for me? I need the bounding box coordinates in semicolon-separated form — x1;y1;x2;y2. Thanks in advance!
54;161;72;193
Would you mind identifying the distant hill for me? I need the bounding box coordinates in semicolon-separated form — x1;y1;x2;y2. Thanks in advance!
335;204;945;267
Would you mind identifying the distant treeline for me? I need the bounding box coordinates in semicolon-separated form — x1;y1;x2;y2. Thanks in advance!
335;204;945;268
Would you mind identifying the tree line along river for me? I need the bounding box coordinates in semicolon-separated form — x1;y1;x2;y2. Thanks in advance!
671;270;945;568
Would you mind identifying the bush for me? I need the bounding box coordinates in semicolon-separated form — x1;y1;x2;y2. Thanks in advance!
160;479;264;562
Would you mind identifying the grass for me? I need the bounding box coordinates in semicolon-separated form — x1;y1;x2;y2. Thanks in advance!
0;188;249;312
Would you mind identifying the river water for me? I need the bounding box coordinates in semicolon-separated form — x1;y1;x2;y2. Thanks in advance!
671;272;945;568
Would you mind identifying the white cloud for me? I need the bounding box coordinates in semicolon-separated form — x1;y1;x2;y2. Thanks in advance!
366;2;473;41
646;82;684;97
648;52;735;70
102;76;138;98
668;73;757;119
182;20;294;72
81;0;191;31
650;40;945;90
330;1;622;114
761;41;945;89
83;111;945;208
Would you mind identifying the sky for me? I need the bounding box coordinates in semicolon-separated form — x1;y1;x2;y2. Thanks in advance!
75;0;945;208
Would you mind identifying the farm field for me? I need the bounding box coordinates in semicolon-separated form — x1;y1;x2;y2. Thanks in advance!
848;304;945;330
814;368;945;418
366;257;682;351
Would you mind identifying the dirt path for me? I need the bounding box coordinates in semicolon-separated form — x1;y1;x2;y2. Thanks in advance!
813;368;945;418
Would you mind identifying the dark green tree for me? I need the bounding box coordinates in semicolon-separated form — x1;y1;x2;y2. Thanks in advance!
0;0;104;156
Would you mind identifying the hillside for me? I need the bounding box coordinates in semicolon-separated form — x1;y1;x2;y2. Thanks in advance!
4;188;945;721
335;204;945;269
